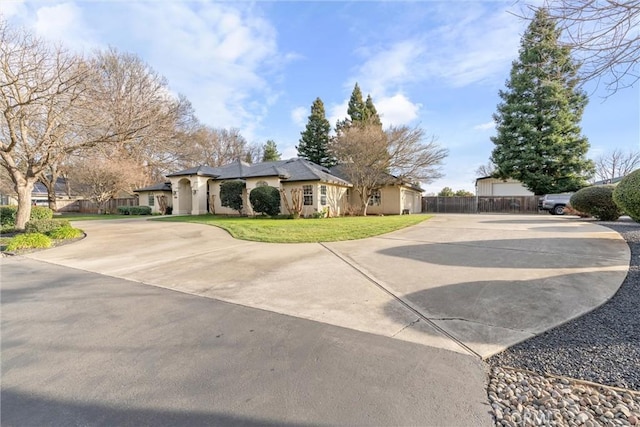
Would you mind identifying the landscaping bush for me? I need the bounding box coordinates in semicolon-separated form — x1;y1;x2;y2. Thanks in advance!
220;180;245;214
5;233;52;251
25;219;70;234
165;206;173;215
117;206;151;215
613;169;640;222
570;185;622;221
48;226;83;240
250;186;281;216
30;206;54;220
1;205;53;227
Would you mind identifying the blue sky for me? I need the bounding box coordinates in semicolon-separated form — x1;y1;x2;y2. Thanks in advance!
4;0;639;194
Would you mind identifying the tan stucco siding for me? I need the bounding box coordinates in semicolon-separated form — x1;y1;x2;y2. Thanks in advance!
279;182;348;217
138;191;172;214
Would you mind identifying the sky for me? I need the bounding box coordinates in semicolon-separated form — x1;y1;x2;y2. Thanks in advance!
4;0;639;194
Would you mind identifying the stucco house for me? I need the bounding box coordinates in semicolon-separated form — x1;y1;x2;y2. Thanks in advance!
135;158;423;217
133;182;172;214
475;176;534;196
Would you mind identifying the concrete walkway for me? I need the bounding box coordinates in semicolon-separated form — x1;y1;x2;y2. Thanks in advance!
25;214;630;358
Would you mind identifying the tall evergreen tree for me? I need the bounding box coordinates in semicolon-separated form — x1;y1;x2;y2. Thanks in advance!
490;8;593;195
336;83;381;133
297;97;333;167
364;94;382;128
261;140;281;162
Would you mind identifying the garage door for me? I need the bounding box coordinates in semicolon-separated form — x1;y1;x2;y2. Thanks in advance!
492;183;533;196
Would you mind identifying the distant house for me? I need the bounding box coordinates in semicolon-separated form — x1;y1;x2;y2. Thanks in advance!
0;177;81;209
145;158;423;217
475;176;534;196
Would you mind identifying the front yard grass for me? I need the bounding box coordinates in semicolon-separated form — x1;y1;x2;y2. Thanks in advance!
153;214;431;243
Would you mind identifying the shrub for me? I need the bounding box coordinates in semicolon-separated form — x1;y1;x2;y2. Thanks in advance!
117;206;151;215
570;185;622;221
0;205;53;227
5;233;52;251
30;206;53;220
48;226;83;239
25;219;71;234
129;206;152;215
0;206;17;227
220;180;245;214
165;206;173;215
613;169;640;222
250;186;281;216
563;205;590;218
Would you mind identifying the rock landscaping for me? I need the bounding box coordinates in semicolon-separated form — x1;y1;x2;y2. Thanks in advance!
488;220;640;426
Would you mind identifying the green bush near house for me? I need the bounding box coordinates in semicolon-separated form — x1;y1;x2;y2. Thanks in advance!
570;185;622;221
117;206;152;215
250;186;281;217
25;219;71;234
48;226;84;240
613;169;640;222
5;233;52;251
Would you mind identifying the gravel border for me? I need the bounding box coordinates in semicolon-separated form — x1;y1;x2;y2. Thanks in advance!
488;219;640;390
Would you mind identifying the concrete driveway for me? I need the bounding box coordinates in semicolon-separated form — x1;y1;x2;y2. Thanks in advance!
25;214;630;358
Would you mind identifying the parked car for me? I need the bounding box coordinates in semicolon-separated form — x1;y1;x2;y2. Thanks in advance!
538;193;573;215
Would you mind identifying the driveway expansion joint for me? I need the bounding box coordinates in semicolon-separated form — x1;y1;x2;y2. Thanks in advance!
319;242;482;358
429;317;534;334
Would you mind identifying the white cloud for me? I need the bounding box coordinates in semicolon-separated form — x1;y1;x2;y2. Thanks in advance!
33;2;96;51
291;106;307;128
2;0;27;18
473;121;495;131
117;2;290;140
421;6;523;87
376;94;420;126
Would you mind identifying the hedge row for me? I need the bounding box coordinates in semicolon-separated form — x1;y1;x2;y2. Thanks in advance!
117;206;152;215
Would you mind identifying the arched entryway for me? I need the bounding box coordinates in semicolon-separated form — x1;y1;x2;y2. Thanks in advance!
178;178;192;214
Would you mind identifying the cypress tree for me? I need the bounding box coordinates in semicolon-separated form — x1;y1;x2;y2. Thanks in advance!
262;140;281;162
297;97;333;167
490;8;593;195
364;94;382;128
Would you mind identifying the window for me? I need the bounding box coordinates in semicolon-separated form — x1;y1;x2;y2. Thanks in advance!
368;190;381;206
148;194;155;206
320;185;327;206
303;185;313;205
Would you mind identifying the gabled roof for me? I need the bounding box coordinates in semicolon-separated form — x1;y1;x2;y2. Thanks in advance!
167;158;352;186
133;182;172;192
330;164;423;192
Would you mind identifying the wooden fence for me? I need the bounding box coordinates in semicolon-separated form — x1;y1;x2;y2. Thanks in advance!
422;196;542;214
74;197;139;214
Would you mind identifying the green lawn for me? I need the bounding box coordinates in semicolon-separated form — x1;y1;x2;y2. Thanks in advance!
154;214;431;243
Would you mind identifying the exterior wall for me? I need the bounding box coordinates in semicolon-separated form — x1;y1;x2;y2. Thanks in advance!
137;190;173;214
476;178;534;196
244;177;283;216
279;181;348;217
169;176;205;215
350;185;420;215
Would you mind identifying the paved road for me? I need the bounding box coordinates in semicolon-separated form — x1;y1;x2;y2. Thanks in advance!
1;257;491;426
24;214;630;357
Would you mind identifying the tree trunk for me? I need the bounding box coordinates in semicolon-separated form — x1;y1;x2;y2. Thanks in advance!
14;179;36;230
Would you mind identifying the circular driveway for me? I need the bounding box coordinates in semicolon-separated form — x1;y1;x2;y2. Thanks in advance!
26;214;630;358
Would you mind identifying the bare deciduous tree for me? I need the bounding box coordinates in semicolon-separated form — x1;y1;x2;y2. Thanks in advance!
68;156;146;214
593;148;640;182
475;162;496;178
175;125;259;168
331;123;447;215
538;1;640;92
0;22;107;229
